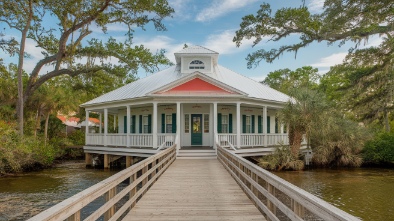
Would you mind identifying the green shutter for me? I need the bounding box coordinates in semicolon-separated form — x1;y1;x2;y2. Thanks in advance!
161;114;165;133
148;114;152;133
267;116;271;134
172;113;176;133
258;115;262;133
217;113;222;133
275;117;279;133
131;115;136;133
124;116;127;133
229;114;233;133
242;115;246;133
139;115;142;133
252;115;255;133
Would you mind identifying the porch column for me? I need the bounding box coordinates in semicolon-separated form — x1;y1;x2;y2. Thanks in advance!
236;102;241;149
104;108;108;146
99;113;102;133
152;102;158;149
213;102;217;148
176;102;181;152
126;105;131;147
263;106;267;147
85;110;89;145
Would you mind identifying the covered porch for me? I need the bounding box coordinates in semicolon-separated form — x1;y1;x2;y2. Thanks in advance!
84;100;294;156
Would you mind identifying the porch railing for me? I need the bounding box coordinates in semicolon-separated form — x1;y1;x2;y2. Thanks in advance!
157;133;176;148
107;134;127;146
241;134;264;147
86;134;104;145
266;134;289;146
28;145;177;221
217;145;361;221
128;134;153;147
218;134;237;147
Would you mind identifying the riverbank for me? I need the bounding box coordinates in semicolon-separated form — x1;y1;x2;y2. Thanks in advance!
0;160;119;221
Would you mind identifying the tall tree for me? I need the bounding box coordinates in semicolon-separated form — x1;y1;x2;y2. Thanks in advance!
0;0;174;134
321;39;394;131
234;1;394;67
0;0;35;135
263;66;320;94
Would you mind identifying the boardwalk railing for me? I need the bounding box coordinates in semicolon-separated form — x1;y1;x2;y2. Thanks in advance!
28;146;176;221
217;144;361;221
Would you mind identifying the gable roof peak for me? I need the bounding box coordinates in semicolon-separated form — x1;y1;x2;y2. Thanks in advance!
175;45;219;55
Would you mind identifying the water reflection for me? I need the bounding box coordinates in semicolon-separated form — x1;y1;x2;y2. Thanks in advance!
0;161;118;221
274;168;394;221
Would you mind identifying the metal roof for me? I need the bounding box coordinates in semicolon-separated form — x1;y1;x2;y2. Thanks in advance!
82;64;291;106
174;45;218;54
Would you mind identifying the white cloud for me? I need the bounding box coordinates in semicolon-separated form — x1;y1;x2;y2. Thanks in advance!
308;0;325;13
133;35;186;63
196;0;258;22
310;52;347;68
203;30;254;55
168;0;193;21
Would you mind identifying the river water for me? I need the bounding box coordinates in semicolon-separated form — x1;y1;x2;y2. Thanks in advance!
274;167;394;221
1;162;393;221
0;161;118;221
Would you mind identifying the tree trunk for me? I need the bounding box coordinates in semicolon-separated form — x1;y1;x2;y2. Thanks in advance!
384;107;390;132
44;113;50;145
288;126;303;158
34;106;42;138
16;0;33;136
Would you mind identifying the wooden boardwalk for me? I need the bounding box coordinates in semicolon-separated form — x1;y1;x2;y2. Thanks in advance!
123;159;266;221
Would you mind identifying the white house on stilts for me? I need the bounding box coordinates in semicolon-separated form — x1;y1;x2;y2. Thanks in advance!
81;46;302;167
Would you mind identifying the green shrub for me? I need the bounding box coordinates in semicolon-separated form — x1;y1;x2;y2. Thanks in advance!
362;133;394;165
258;145;304;171
67;130;85;146
0;120;62;174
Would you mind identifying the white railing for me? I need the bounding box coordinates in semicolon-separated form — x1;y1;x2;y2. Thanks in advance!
218;134;237;147
217;145;361;221
86;134;104;145
107;134;127;146
157;133;176;148
129;134;153;147
241;134;264;147
267;134;289;146
28;146;177;221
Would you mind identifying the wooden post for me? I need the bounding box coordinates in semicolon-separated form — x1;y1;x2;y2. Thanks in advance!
142;165;148;194
85;153;92;167
104;154;110;169
130;172;137;208
104;187;116;220
291;199;305;218
152;159;157;178
267;183;276;220
126;156;133;167
67;211;80;221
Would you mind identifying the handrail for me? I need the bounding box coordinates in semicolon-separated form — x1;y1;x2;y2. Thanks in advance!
28;146;177;221
216;144;361;221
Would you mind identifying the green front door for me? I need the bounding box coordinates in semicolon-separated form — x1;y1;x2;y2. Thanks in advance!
191;114;202;145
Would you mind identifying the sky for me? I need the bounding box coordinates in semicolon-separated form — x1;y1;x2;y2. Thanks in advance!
0;0;384;82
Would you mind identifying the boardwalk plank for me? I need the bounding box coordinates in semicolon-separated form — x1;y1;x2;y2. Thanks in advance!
122;159;266;221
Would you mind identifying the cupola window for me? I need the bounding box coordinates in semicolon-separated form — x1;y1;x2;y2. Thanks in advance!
189;60;205;69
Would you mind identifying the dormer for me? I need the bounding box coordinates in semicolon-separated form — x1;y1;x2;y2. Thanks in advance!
174;45;219;75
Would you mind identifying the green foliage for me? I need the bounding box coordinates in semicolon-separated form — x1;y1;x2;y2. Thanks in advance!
258;146;304;171
312;116;368;167
0;120;62;174
67;130;85;146
362;133;394;165
234;1;394;67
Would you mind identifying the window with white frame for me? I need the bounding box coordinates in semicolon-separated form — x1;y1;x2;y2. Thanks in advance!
204;114;209;133
185;114;189;133
143;115;149;133
166;115;172;133
221;115;228;133
245;115;252;133
189;60;205;69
